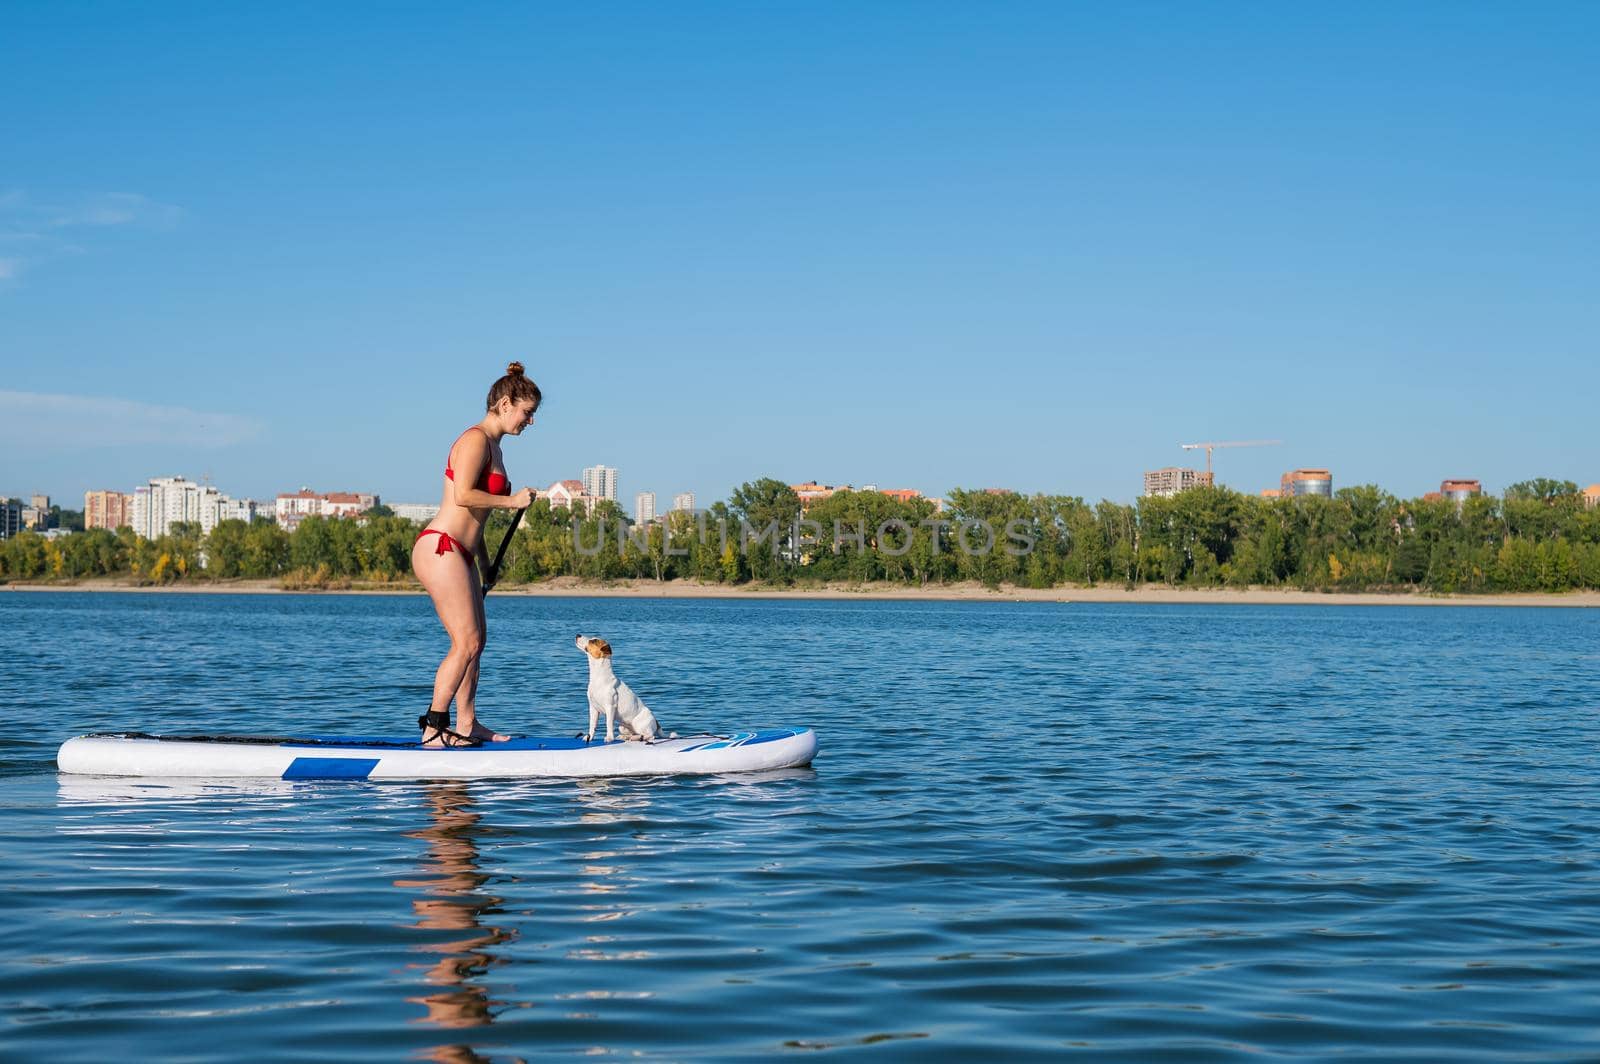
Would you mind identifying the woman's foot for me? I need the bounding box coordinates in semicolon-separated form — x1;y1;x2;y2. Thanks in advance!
465;722;511;743
418;710;483;748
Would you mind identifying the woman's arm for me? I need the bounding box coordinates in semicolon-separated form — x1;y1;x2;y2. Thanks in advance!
449;431;528;510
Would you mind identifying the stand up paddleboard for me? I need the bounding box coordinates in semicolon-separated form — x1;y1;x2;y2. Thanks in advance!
56;728;818;780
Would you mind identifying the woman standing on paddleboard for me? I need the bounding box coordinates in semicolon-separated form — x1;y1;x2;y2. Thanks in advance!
411;362;539;747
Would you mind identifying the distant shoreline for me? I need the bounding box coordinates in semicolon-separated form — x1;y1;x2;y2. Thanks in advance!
5;577;1598;607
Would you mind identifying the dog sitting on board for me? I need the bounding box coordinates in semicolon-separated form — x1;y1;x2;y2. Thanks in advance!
576;635;665;742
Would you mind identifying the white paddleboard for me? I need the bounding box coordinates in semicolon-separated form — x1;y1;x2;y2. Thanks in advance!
57;728;817;780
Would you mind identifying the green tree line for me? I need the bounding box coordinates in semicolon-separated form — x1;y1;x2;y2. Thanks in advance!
4;479;1598;593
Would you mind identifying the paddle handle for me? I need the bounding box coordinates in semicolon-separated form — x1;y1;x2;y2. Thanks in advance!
482;507;525;597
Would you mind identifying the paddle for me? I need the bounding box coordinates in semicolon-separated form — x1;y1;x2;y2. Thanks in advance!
481;507;526;597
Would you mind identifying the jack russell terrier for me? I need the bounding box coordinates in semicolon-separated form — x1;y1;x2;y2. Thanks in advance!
576;634;665;743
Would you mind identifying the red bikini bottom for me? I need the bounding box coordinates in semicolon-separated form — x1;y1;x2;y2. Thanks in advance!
416;528;466;557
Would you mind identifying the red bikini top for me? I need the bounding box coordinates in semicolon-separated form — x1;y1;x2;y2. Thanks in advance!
445;428;511;496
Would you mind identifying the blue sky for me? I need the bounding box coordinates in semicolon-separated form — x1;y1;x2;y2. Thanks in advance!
4;2;1597;511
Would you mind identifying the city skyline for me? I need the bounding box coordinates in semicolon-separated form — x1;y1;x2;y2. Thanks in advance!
10;458;1600;520
14;457;1600;524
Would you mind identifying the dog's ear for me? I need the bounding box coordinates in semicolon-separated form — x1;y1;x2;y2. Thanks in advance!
594;639;612;657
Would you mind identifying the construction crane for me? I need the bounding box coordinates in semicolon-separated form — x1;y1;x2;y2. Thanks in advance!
1180;440;1282;476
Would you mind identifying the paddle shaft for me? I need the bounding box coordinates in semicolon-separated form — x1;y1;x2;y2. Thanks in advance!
482;507;525;597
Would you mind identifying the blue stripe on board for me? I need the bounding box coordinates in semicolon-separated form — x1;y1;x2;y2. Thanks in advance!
680;732;763;753
282;757;381;780
742;728;802;746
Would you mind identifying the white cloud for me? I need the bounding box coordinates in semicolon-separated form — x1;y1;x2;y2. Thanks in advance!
0;191;182;287
0;390;265;448
49;192;183;229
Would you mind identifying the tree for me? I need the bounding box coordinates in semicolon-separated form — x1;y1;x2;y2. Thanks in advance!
166;523;204;579
1505;478;1579;502
728;478;800;583
85;529;127;575
50;506;86;532
362;516;417;580
1494;539;1539;591
1255;504;1292;584
1393;534;1429;584
1097;501;1137;585
1334;485;1398;552
290;516;335;573
1224;536;1259;587
243;520;290;577
1;532;49;579
207;519;251;577
1061;500;1104;585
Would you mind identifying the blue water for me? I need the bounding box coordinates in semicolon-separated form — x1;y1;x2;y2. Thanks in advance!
3;592;1598;1061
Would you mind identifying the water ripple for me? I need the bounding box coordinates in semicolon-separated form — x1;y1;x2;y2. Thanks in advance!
2;594;1598;1060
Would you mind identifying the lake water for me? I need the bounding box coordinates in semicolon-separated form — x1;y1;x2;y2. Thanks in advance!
3;592;1598;1061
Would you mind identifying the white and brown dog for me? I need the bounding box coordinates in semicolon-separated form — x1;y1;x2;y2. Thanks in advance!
575;635;663;743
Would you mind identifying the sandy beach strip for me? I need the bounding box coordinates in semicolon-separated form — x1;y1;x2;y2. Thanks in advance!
5;577;1598;607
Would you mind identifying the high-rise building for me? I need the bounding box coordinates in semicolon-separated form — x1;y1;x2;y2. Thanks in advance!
0;499;22;540
195;485;233;534
1280;469;1333;498
131;477;203;538
672;492;695;513
84;490;134;530
1143;468;1214;497
131;476;263;538
582;465;618;502
635;491;657;524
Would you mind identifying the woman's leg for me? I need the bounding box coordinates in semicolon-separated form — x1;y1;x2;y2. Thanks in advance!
451;582;508;741
412;538;485;741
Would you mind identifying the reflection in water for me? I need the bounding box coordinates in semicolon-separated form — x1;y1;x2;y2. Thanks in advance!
396;784;517;1061
562;781;661;974
572;779;650;933
390;777;800;1050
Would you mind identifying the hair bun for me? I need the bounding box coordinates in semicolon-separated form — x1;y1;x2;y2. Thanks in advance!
486;361;541;412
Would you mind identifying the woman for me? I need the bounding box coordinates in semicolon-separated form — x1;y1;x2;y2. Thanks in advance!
412;362;539;747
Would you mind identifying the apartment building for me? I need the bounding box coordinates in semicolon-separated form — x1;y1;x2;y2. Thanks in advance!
274;488;379;531
1143;468;1214;497
582;465;618;503
1280;469;1333;498
84;490;134;531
